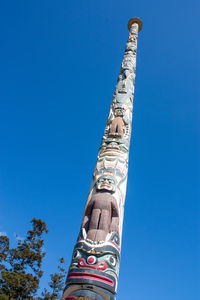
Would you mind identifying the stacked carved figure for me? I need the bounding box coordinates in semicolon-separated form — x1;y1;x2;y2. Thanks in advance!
63;18;142;300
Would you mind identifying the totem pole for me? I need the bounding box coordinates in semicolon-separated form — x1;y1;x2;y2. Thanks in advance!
63;17;142;300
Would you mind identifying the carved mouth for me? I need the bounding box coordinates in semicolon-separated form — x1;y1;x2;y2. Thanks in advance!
99;184;111;189
101;149;125;157
67;272;114;287
107;146;120;150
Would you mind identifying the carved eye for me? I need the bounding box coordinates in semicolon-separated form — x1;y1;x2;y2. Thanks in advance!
108;256;116;267
114;235;120;245
73;250;80;260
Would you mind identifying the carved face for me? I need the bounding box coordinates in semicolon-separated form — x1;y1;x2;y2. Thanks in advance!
101;140;119;150
128;35;137;43
96;175;116;192
68;245;120;294
72;250;119;274
101;139;128;154
114;108;123;117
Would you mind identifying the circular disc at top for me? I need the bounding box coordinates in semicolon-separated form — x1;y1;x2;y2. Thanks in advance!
128;17;143;32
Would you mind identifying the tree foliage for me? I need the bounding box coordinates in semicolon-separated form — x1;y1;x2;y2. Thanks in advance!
0;219;67;299
0;218;49;299
41;257;66;300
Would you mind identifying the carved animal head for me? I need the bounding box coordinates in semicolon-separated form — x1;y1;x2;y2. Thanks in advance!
67;240;120;294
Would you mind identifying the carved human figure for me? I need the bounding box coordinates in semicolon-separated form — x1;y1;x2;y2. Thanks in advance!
118;76;127;93
82;193;119;242
109;116;125;138
118;68;135;95
109;107;128;138
118;69;131;93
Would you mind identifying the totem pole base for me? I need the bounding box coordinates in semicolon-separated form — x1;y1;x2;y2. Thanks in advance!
63;284;116;300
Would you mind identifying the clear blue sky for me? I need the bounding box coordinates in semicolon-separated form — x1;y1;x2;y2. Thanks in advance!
0;1;199;299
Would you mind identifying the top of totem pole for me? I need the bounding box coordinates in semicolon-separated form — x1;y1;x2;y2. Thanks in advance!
128;17;143;32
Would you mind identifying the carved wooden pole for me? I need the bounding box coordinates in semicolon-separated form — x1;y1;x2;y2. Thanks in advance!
63;17;142;300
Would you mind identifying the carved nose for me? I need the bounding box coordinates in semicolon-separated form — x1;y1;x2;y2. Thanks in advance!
78;258;107;270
